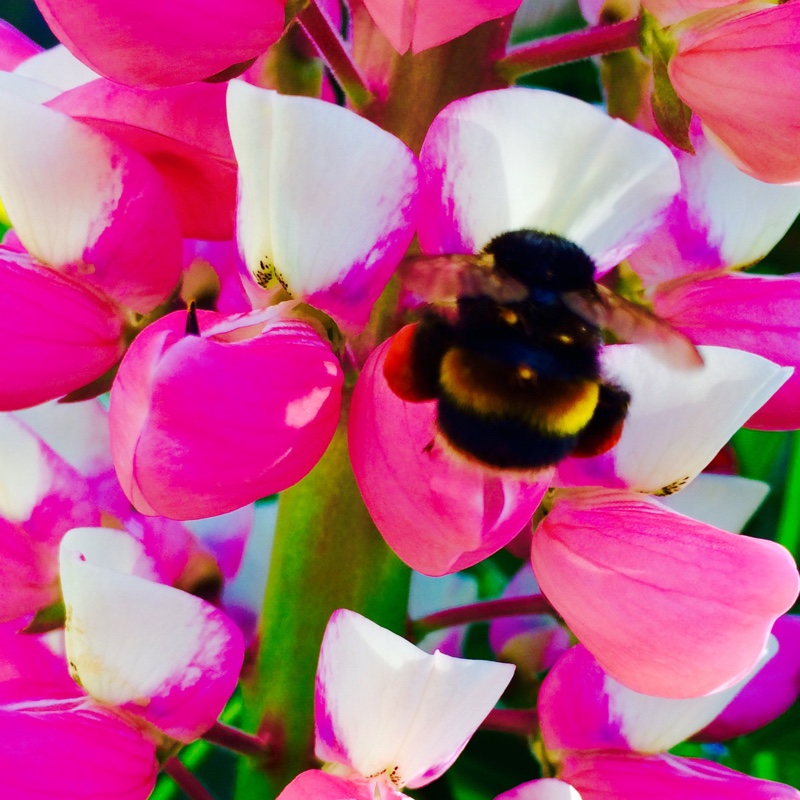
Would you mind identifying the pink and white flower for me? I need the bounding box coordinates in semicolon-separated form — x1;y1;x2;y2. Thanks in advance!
227;81;420;331
280;608;514;799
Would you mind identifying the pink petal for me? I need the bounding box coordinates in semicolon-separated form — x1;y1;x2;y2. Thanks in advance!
184;238;256;315
362;0;521;54
228;82;420;330
0;250;125;409
184;505;256;580
49;80;237;240
531;489;800;697
0;91;182;313
0;622;72;686
277;770;376;800
0;696;157;800
350;335;550;576
33;0;285;88
110;307;343;519
0;20;42;70
697;615;800;741
60;527;245;741
670;2;800;183
561;752;800;800
654;272;800;430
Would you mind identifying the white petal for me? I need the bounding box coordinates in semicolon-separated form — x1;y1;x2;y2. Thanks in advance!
631;130;800;281
692;136;800;266
419;87;679;271
658;473;769;533
227;81;418;299
59;528;238;725
315;609;513;788
0;71;60;103
604;636;777;753
0;415;49;521
14;400;111;478
61;526;158;581
13;44;100;91
0;90;123;267
601;344;791;495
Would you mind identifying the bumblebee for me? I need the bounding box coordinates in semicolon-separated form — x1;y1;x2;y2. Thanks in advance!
383;229;702;472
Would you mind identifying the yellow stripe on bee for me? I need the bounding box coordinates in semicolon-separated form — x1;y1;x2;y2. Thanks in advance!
540;380;600;435
439;348;599;435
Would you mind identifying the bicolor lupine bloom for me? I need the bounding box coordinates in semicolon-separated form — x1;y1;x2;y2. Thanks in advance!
351;86;681;576
0;526;244;800
0;398;257;631
627;121;800;429
279;609;514;800
0;3;798;799
514;641;800;799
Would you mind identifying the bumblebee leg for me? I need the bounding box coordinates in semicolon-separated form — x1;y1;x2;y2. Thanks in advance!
571;382;630;458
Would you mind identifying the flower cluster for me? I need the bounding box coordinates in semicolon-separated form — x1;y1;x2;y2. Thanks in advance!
0;0;799;798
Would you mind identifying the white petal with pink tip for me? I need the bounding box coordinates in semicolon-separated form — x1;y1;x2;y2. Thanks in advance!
418;88;679;272
630;128;800;285
600;345;791;495
0;89;182;312
315;610;513;789
60;527;244;741
228;81;419;328
603;637;776;753
0;90;123;267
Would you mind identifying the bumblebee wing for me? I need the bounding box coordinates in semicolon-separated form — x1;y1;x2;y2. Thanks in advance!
562;284;704;370
398;254;529;304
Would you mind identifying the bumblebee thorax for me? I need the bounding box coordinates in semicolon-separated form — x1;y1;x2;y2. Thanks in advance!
484;229;596;294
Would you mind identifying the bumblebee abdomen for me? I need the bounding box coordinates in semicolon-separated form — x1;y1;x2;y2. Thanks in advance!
436;397;579;471
438;347;600;436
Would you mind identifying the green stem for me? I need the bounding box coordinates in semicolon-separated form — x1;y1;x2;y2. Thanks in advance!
234;391;411;799
411;595;558;641
777;430;800;555
497;18;642;81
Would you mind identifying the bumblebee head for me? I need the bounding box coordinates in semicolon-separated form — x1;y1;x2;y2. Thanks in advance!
485;229;596;294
